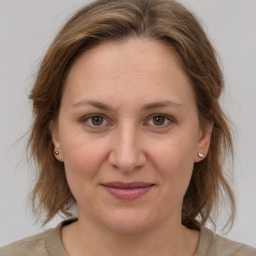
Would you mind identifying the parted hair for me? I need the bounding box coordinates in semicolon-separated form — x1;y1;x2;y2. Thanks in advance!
29;0;235;228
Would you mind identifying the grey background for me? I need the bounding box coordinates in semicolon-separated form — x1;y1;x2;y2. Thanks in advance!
0;0;256;247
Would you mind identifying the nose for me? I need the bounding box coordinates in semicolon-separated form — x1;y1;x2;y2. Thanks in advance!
108;124;147;172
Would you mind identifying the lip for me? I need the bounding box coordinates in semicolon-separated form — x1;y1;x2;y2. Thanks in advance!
101;182;154;200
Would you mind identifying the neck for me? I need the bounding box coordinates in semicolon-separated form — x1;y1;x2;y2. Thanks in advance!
62;214;199;256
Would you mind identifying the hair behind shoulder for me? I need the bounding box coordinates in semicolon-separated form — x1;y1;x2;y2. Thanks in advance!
28;0;235;229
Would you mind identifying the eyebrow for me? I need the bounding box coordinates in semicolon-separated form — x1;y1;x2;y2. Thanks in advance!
72;99;184;111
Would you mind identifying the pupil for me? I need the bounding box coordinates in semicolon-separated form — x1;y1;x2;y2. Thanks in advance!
153;116;164;125
92;116;103;125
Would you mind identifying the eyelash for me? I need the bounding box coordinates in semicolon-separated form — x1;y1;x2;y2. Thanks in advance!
81;113;175;129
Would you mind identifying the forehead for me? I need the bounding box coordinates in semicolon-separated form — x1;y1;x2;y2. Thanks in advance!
62;38;195;109
68;38;185;76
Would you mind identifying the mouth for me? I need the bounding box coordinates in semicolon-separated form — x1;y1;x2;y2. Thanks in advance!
101;182;155;200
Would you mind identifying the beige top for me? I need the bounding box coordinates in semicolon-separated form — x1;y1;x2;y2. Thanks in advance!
1;219;256;256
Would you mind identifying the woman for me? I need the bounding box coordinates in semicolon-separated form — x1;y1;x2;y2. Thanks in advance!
1;0;255;255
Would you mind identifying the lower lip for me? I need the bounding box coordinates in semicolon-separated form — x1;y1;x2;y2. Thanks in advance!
102;185;153;200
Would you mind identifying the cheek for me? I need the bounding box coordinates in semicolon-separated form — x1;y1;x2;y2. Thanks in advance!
61;138;110;207
149;135;197;191
59;131;110;194
152;134;196;166
63;139;106;175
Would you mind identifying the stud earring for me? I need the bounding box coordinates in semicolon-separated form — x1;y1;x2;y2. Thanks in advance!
55;151;59;155
198;152;204;158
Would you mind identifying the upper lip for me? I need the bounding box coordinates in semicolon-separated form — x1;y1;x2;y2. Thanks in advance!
102;182;154;189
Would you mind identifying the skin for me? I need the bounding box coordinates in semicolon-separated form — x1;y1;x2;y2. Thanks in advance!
52;38;212;256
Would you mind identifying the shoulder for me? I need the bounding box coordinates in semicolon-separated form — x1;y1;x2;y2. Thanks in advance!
210;232;256;256
197;226;256;256
0;218;73;256
0;229;53;256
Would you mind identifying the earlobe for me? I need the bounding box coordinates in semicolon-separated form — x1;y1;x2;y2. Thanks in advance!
50;121;64;162
194;121;213;163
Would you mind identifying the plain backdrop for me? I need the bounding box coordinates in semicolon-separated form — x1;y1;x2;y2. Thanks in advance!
0;0;256;247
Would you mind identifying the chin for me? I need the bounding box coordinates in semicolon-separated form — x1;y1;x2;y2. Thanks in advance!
98;209;158;235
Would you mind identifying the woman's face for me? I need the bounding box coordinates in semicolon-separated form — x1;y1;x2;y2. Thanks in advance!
52;38;212;234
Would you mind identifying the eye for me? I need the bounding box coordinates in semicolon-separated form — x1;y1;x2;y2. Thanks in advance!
82;114;108;127
147;114;173;127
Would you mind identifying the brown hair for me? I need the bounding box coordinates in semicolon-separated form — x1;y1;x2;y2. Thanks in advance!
29;0;235;228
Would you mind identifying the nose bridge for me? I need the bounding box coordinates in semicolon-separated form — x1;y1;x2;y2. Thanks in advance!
108;122;146;171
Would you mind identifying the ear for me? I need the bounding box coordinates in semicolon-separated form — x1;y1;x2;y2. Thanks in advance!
194;120;213;163
50;121;64;162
